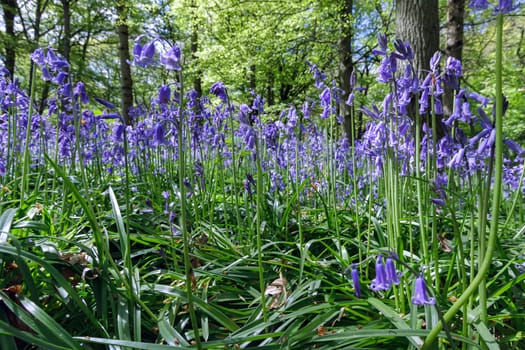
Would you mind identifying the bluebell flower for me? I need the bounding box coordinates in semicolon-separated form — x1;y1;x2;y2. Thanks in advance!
94;97;116;109
319;87;331;118
468;92;490;107
244;173;255;195
210;82;228;102
385;257;401;285
469;0;489;9
444;56;462;90
504;139;525;156
152;123;166;147
160;45;182;70
495;0;519;13
30;48;46;66
74;82;89;104
158;85;171;104
351;266;361;298
393;39;413;61
162;191;170;213
372;33;388;56
371;255;391;291
377;55;396;83
133;40;156;67
411;275;435;305
46;48;70;70
307;61;326;89
251;90;265;114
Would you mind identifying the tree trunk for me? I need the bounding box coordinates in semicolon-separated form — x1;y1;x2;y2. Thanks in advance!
338;0;354;144
266;70;274;106
60;0;71;62
1;0;17;79
395;0;439;80
116;2;134;125
32;0;50;114
190;0;202;112
444;0;465;116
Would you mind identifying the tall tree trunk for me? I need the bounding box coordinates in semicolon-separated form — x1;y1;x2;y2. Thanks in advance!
444;0;465;116
338;0;354;144
60;0;71;62
32;0;50;114
190;0;202;112
395;0;439;80
396;0;441;135
266;70;274;106
1;0;17;79
116;2;134;125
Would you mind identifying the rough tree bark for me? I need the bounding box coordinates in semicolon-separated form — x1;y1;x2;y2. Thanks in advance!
1;0;17;79
395;0;440;80
444;0;465;116
190;0;202;110
60;0;71;62
116;2;134;125
338;0;354;144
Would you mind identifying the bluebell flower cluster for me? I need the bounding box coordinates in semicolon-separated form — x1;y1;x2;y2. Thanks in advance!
346;254;438;306
0;33;523;243
470;0;520;13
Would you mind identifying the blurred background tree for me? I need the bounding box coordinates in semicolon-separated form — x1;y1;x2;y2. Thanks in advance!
0;0;523;142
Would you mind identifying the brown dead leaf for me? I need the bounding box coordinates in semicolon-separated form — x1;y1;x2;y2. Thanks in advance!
264;272;289;309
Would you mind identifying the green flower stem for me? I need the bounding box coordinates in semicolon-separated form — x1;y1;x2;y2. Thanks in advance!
177;70;202;349
226;95;242;229
423;12;505;349
414;104;429;272
20;66;37;208
255;126;268;322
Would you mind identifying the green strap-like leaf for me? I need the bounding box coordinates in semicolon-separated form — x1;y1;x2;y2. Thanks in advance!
0;208;17;243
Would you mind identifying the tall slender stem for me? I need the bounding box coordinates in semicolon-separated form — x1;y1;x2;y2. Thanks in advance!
177;69;202;349
423;13;505;348
20;66;37;208
255;125;268;322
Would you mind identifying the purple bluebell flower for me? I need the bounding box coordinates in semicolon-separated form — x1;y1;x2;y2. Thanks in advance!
431;198;446;207
160;45;182;70
429;51;442;72
504;139;525;156
319;87;331;118
251;92;265;114
444;56;462;90
469;0;489;10
495;0;519;13
307;61;326;89
74;82;89;104
448;147;466;169
162;191;170;213
385;257;401;285
351;266;361;298
46;48;70;70
411;275;435;305
346;92;354;106
372;33;388;56
210;82;228;102
244;173;255;195
393;39;414;61
152;123;166;146
133;40;156;67
468;91;490;107
371;255;391;291
377;55;396;83
94;97;116;109
30;48;46;66
158;85;171;104
54;71;68;85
